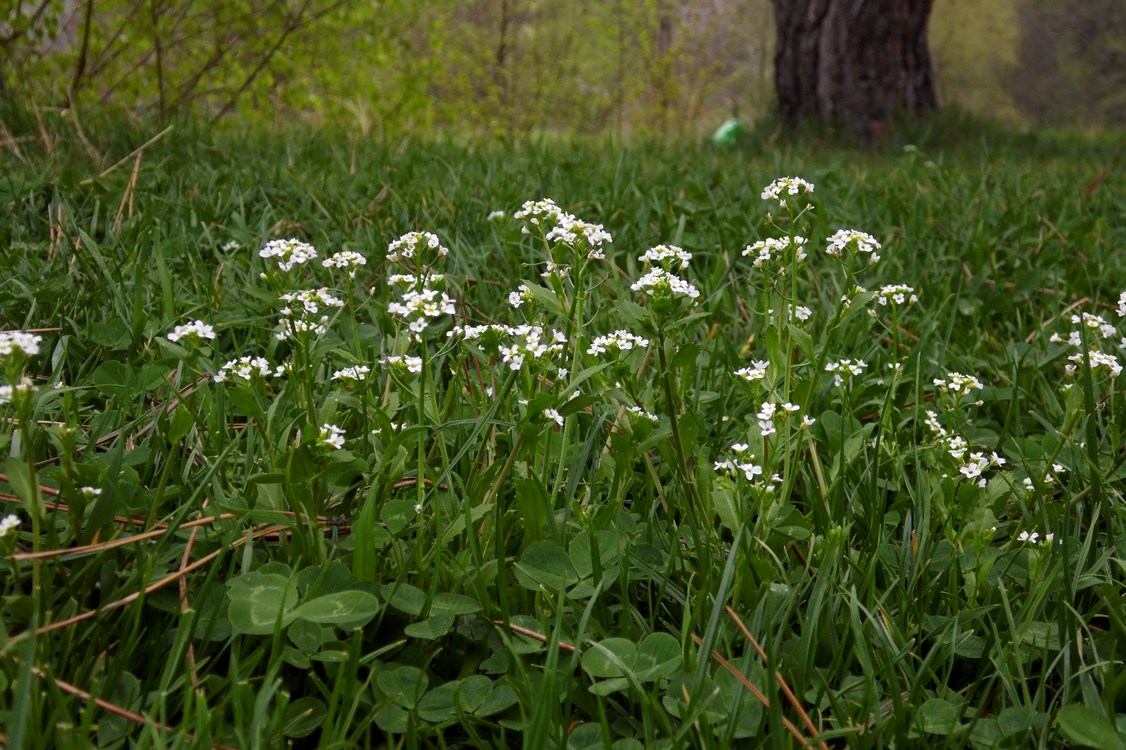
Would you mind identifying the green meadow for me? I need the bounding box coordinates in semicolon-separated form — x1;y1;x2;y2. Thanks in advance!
2;116;1126;748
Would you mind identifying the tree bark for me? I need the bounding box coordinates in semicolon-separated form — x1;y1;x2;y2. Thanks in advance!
771;0;937;135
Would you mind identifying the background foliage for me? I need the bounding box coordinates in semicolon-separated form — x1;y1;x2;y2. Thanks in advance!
2;0;1122;135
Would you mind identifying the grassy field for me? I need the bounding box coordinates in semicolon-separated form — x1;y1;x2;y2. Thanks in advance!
2;114;1126;748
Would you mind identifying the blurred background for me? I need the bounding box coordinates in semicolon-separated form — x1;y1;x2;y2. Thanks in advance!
1;0;1122;136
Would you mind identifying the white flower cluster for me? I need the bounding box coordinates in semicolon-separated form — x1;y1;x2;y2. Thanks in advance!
0;331;42;359
742;236;808;270
587;330;650;356
924;409;1007;487
499;326;567;370
382;355;423;374
1021;464;1067;490
318;423;346;450
756;400;802;437
214;356;276;383
824;358;867;387
450;324;567;371
1047;308;1126;381
625;405;660;424
825;229;882;265
322;250;368;278
514;198;612;260
167;320;216;343
508;284;533;308
1067;350;1123;378
640;245;692;271
260;238;318;272
332;365;370;381
387;287;457;336
714;443;782;489
874;285;918;307
387;231;448;264
734;360;769;383
0;376;34;405
277;288;345;341
932;372;983;398
761;177;814;206
1016;530;1054;545
0;514;19;537
630;267;700;302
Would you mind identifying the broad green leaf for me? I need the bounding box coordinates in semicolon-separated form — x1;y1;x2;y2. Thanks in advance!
385;583;427;616
404;614;455;639
226;572;299;635
283;697;326;739
417;680;460;723
377;666;428;710
633;632;681;681
381;499;418;535
1056;705;1125;750
916;697;962;735
581;638;636;679
515;540;581;592
429;593;482;616
291;591;380;628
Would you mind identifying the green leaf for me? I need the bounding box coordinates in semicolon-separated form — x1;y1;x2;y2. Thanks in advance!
581;638;635;679
632;632;681;681
429;593;482;616
417;680;460;723
381;499;418;535
283;697;326;739
290;591;380;628
515;540;581;592
1056;705;1125;750
916;697;962;735
377;666;428;710
404;614;455;639
226;572;299;635
385;582;427;616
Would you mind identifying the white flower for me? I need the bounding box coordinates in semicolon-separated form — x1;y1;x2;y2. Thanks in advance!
933;372;983;398
321;250;368;278
761;177;814;206
587;330;650;356
0;331;42;359
259;238;318;271
0;514;20;537
332;365;370;381
640;245;692;271
742;236;808;270
487;210;506;221
801;414;816;429
630;267;700;302
318;424;346;450
0;376;35;404
1117;291;1126;318
167;320;216;343
543;408;564;427
79;486;103;498
875;285;918;307
221;240;241;252
387;231;448;264
735;360;769;383
383;355;423;374
824;359;867;387
793;305;813;322
508;284;533;308
214;356;273;383
625;405;660;423
1068;350;1123;378
825;229;881;264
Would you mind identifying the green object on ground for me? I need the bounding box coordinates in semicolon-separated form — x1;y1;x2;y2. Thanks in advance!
711;118;744;146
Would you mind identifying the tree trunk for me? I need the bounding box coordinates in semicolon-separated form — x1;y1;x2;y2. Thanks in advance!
771;0;937;136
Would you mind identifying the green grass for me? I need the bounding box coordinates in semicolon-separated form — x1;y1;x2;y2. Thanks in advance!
2;112;1126;748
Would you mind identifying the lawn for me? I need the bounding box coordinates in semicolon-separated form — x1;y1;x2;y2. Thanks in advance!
2;115;1126;748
